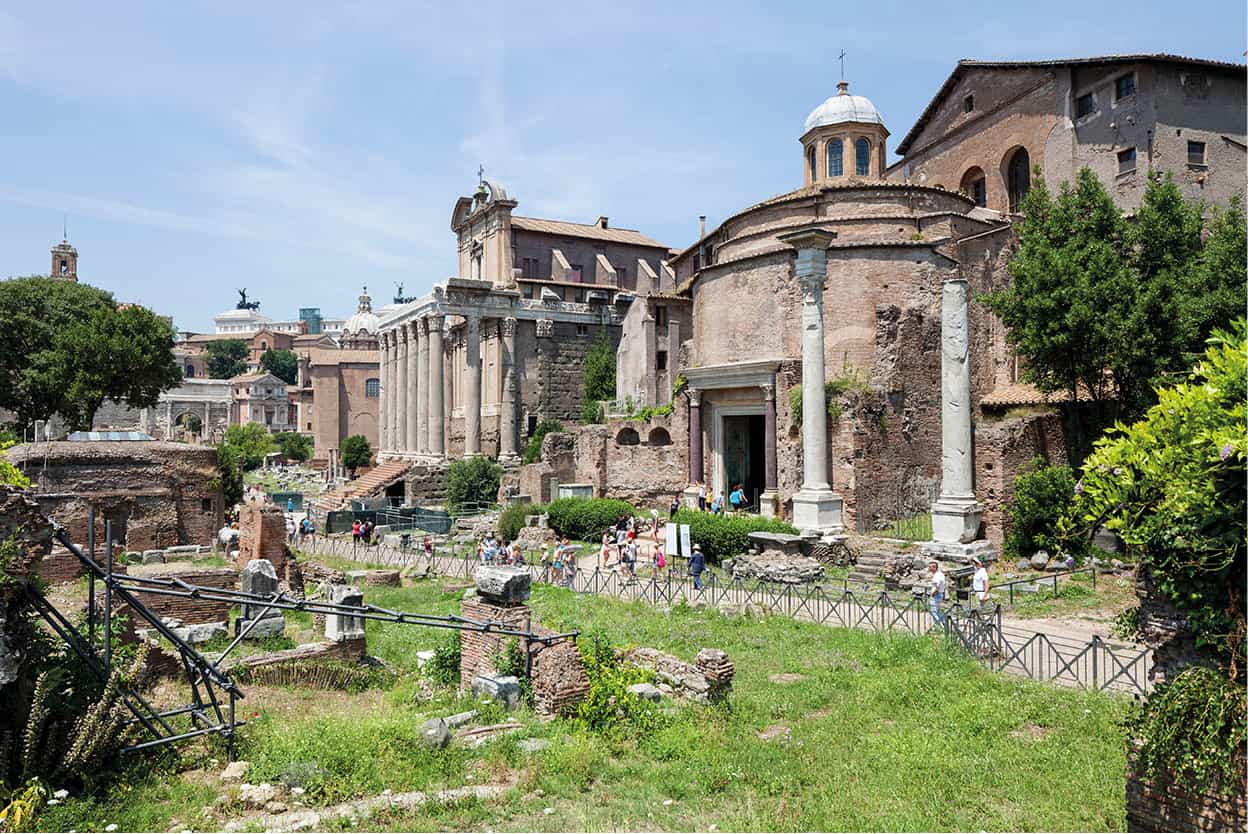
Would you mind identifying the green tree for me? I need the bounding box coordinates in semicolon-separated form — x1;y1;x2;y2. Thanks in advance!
221;423;275;470
524;419;564;464
260;348;298;385
444;456;502;514
0;278;181;431
216;444;244;506
580;330;616;424
985;171;1247;455
206;339;249;379
1070;322;1245;671
274;431;313;462
340;434;372;475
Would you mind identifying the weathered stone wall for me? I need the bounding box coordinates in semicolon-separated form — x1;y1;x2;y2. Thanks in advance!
974;411;1068;547
126;566;239;624
7;441;223;551
237;504;290;575
594;407;688;508
528;626;590;717
0;488;54;686
1134;565;1221;686
404;462;449;506
459;596;532;683
1125;743;1246;832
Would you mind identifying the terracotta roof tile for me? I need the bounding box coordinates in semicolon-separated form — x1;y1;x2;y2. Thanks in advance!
511;216;668;249
980;382;1096;408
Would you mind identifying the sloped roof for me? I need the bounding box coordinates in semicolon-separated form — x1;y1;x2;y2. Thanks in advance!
511;216;667;249
897;54;1247;155
979;382;1097;408
308;348;378;366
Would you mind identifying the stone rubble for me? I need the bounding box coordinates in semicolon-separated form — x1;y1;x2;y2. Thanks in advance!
731;550;825;585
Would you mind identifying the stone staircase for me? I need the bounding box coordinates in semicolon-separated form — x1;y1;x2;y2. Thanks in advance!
312;460;412;513
847;550;892;587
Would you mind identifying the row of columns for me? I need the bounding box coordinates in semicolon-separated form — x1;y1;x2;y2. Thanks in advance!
379;314;518;462
686;382;779;493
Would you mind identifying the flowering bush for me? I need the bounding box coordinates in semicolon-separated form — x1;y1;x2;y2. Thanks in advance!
1004;459;1087;562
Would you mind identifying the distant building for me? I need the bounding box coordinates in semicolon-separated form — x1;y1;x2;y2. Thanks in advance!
50;237;78;281
889;54;1247;213
229;372;294;432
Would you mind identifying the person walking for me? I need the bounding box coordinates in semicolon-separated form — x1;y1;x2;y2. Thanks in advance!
689;544;706;591
351;519;361;547
669;495;680;518
711;492;725;515
650;508;660;542
927;559;948;627
697;484;707;512
654;541;666;575
971;556;990;614
615;524;628;561
600;532;612;568
729;484;746;514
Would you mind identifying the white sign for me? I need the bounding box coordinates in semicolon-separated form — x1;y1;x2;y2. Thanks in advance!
679;524;692;559
665;522;678;556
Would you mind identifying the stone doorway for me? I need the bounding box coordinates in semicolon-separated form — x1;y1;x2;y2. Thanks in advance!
721;413;765;510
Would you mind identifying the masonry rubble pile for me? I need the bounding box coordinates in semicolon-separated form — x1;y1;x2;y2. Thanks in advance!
732;550;825;585
620;646;735;704
237;559;285;639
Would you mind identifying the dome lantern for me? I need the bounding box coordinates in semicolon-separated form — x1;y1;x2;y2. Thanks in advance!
800;81;889;186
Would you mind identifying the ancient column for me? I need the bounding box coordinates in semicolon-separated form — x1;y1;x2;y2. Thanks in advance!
688;387;703;482
760;382;779;517
924;277;993;559
778;227;843;535
498;316;520;463
427;315;446;458
378;332;391;453
395;326;409;453
415;317;430;455
463;313;482;457
406;321;420;454
387;331;400;453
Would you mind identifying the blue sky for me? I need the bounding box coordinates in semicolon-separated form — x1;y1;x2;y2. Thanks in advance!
1;1;1244;332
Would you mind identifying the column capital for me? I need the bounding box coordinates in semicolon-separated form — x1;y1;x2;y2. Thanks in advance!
761;382;775;402
687;387;701;407
500;316;517;338
426;314;445;331
379;331;389;349
397;325;409;343
776;226;837;252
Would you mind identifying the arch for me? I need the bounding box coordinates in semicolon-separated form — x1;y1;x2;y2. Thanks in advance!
615;427;640;446
826;138;844;177
1005;147;1031;212
806;145;817;182
854;137;871;176
959;166;987;207
184;364;195;378
647;427;672;447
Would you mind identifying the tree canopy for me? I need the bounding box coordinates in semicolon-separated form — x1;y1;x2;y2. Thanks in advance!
0;277;181;431
580;329;616;423
340;434;372;474
222;423;275;471
260;348;298;385
206;339;249;379
274;431;313;462
984;170;1246;453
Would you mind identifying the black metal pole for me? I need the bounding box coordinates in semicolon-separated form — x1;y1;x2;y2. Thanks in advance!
88;506;96;648
104;520;113;672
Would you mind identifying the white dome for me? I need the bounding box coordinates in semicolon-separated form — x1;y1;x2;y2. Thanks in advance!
344;286;379;334
804;82;884;133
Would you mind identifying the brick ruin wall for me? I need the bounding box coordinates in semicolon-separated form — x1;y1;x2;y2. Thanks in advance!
528;624;591;717
7;441;223;554
1126;743;1246;833
459;597;533;683
125;566;239;624
404;462;449;506
974;411;1068;547
237;504;290;576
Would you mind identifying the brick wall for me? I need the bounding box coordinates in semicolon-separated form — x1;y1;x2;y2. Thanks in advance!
1126;744;1246;832
459;597;532;682
237;504;289;575
126;567;238;624
973;411;1067;546
529;626;590;717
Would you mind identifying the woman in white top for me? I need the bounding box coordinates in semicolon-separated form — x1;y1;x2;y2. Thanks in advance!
971;556;990;612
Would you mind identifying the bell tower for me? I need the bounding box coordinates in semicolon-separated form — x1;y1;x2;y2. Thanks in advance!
51;236;78;281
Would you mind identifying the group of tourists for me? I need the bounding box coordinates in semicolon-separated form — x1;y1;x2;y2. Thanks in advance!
692;483;750;515
598;513;668;579
925;555;991;626
287;513;317;546
351;518;377;546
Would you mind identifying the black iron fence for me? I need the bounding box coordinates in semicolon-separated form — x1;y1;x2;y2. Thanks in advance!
297;537;1152;697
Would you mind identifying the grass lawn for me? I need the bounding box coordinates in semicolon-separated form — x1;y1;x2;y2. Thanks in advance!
1001;570;1138;621
36;580;1130;832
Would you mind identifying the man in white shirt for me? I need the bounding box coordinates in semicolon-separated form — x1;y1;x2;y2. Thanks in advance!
927;559;947;627
971;556;990;613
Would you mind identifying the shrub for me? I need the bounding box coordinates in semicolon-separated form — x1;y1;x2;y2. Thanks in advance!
444;456;502;514
274;432;313;463
498;502;541;541
545;497;635;542
524;419;564;464
1004;458;1086;562
222;422;275;471
671;509;798;563
580;330;615;424
574;630;663;739
426;633;461;686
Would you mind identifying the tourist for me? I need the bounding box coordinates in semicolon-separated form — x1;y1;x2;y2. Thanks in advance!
285;514;297;545
669;494;680;518
651;508;660;541
654;541;666;575
711;492;725;515
286;497;294;513
971;556;990;613
624;538;638;578
729;483;746;514
600;532;612;568
218;522;236;550
615;524;628;561
563;550;576;588
697;484;707;512
512;542;525;566
351;519;361;545
927;559;948;627
689;543;706;590
306;517;316;546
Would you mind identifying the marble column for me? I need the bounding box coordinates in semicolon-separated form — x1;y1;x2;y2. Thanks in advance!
379;332;391;453
395;326;409;453
778;227;843;535
463;314;482;457
415;317;429;455
406;321;420;454
427;315;446;458
387;331;400;453
924;278;993;559
498;317;520;463
760;382;779;517
688;387;703;483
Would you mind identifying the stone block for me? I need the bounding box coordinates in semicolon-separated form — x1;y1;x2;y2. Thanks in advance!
419;718;451;749
236;616;286;639
445;710;477;729
325;584;366;642
471;674;522;711
241;559;280;619
173;621;228;644
142;549;165;565
474;566;531;604
732;551;824;585
627;682;663;702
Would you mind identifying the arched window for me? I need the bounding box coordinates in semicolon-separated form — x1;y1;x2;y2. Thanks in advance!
647;427;672;447
1006;147;1031;213
184;364;195;378
807;145;817;181
960;166;987;208
260;340;268;351
826;139;843;177
365;378;380;398
854;138;871;176
615;427;640;446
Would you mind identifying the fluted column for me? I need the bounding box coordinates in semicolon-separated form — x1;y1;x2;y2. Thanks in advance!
498;316;519;463
415;317;429;454
463;313;482;456
379;332;391;453
405;321;419;454
778;227;843;534
387;331;400;453
427;315;446;458
395;326;409;453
